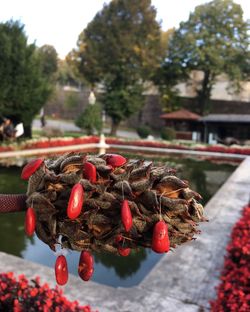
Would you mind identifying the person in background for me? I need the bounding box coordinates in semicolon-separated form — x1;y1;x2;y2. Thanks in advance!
2;118;16;141
40;107;46;128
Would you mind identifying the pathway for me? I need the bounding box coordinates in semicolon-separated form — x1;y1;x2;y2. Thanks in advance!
33;119;140;139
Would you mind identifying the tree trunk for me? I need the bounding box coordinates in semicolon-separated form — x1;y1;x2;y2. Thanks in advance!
23;123;32;138
197;70;212;115
110;119;120;136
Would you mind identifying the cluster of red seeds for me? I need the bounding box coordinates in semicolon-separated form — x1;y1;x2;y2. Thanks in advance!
210;205;250;311
0;272;95;312
21;154;171;286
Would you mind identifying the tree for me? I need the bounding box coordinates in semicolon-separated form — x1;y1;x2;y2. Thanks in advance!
37;45;58;79
75;103;102;135
0;21;57;137
164;0;250;114
69;0;161;135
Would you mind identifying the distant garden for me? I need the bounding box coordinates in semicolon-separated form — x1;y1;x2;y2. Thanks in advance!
0;0;249;138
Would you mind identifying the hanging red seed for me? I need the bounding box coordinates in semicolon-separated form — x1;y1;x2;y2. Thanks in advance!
67;183;84;219
84;162;97;183
115;234;123;244
105;154;127;168
79;267;94;282
118;247;131;257
25;207;36;236
121;200;133;232
79;250;94;269
152;221;170;253
55;255;68;286
21;158;44;180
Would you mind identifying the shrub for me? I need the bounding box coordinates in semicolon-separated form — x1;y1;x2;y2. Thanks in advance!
75;104;102;135
161;127;176;141
0;272;96;311
210;205;250;311
136;125;151;139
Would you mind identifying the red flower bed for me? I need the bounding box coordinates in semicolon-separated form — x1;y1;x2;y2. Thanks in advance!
210;205;250;311
0;146;14;152
23;136;99;150
0;272;96;312
107;138;250;156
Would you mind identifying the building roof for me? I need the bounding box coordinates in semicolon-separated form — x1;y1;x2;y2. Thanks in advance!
160;109;201;121
200;114;250;123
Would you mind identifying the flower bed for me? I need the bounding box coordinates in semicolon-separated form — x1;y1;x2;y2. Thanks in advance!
0;272;96;312
1;135;250;156
210;205;250;311
21;136;99;150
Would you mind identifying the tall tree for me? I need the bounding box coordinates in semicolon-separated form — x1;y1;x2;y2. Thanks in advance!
69;0;161;135
0;21;57;137
164;0;250;114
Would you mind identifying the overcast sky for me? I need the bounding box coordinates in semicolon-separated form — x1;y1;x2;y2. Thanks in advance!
0;0;249;58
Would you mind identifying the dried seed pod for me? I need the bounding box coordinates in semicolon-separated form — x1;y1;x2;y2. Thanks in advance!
21;158;44;180
55;255;68;285
26;152;206;274
152;221;170;253
67;183;84;219
121;200;133;232
25;207;36;236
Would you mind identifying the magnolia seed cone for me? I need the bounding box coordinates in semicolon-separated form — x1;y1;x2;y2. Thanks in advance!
26;153;206;254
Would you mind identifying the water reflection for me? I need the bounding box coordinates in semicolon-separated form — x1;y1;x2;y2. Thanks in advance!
0;159;236;287
94;248;147;278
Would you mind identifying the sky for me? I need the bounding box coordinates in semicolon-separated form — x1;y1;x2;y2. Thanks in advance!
0;0;249;59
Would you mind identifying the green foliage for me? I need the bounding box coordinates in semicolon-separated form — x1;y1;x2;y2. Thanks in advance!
161;127;176;141
136;125;151;138
164;0;250;114
75;104;102;135
70;0;161;134
0;20;57;137
36;45;58;79
64;92;78;108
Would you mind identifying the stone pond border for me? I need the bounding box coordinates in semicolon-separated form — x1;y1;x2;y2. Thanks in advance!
0;156;249;311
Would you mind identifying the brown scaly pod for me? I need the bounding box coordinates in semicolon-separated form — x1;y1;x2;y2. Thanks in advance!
22;153;207;284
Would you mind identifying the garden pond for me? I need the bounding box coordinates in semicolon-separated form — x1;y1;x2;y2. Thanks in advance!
0;157;236;287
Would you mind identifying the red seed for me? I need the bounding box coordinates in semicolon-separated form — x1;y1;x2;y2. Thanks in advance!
121;200;133;232
84;162;96;183
105;154;127;168
21;158;44;180
118;247;131;257
79;251;94;269
152;221;170;253
79;267;94;282
67;183;84;219
25;207;36;236
115;234;123;244
55;255;68;286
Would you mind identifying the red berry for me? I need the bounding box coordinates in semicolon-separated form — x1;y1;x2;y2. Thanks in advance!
84;162;96;183
105;154;127;168
79;250;94;269
79;267;94;282
118;247;131;257
25;207;36;236
121;200;133;232
55;255;68;286
115;234;123;244
21;158;44;180
67;183;84;219
152;221;170;253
